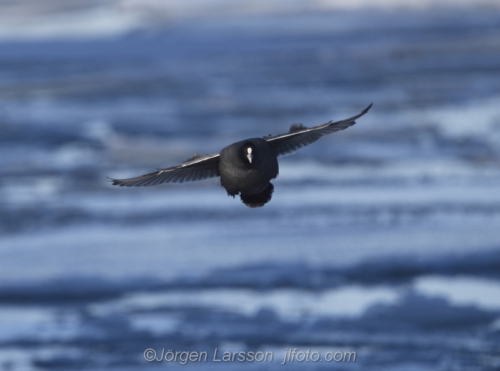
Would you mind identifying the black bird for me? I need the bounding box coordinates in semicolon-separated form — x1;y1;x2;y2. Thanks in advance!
110;104;372;207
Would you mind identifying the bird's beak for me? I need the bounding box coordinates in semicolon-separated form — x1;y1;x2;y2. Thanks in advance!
247;153;253;163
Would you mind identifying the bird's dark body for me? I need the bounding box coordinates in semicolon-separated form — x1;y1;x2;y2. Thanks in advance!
109;104;372;207
219;138;279;207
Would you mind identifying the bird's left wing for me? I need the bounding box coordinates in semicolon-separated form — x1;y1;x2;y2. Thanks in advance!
266;104;372;157
109;153;220;187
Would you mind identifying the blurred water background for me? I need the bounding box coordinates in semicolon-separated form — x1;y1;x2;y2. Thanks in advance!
1;0;500;370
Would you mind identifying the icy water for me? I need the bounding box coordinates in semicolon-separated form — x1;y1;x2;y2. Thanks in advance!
1;5;500;371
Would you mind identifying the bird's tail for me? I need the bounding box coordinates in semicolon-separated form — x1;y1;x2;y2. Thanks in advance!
240;183;274;208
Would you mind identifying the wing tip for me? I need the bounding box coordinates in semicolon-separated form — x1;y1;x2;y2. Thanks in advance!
362;103;373;115
107;173;160;187
345;103;373;125
107;176;126;187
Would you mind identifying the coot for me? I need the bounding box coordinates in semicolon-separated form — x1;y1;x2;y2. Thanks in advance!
110;104;372;207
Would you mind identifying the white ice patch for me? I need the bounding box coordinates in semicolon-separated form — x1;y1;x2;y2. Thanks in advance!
318;0;500;10
0;5;145;41
0;306;80;342
0;0;497;41
129;313;181;336
101;286;399;320
1;177;62;205
423;96;500;140
414;276;500;311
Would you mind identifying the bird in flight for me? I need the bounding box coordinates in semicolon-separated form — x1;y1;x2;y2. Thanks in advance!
109;104;372;207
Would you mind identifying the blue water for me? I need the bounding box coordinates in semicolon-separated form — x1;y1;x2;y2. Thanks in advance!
1;6;500;371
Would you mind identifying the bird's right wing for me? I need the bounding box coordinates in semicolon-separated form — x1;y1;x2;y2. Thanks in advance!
109;153;220;187
266;104;372;157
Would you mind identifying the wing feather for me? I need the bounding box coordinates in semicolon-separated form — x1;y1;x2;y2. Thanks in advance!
266;104;372;157
109;153;220;187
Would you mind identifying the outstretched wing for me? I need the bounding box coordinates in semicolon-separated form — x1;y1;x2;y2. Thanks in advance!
109;153;220;187
266;104;372;157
